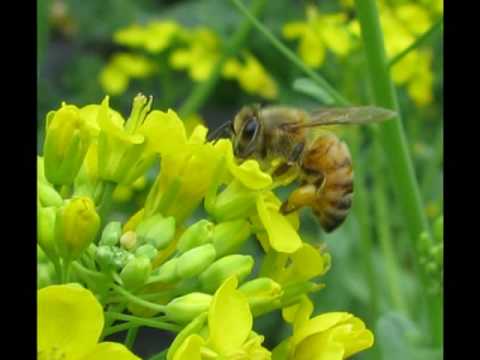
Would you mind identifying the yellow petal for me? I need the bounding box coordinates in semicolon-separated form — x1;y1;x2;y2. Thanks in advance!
173;334;205;360
81;342;140;360
99;66;129;96
38;285;103;359
293;331;345;360
209;276;252;355
293;312;353;347
282;295;314;329
138;109;187;155
256;194;302;253
299;30;325;68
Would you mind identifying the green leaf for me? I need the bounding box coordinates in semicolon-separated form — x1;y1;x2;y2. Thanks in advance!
292;78;335;105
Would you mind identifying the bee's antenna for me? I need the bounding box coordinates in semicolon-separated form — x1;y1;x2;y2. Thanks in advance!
207;121;233;142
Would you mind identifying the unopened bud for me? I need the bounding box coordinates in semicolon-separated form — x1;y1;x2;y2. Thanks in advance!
55;197;100;262
38;206;58;262
43;104;91;185
176;244;216;279
164;293;212;324
100;221;122;246
211;180;257;222
151;257;179;284
96;245;135;272
135;244;158;261
38;181;63;208
177;219;214;253
239;277;283;316
120;256;152;290
136;214;176;250
212;219;251;257
120;231;138;250
199;255;254;293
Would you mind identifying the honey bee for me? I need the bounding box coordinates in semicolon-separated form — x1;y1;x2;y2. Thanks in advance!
209;104;395;233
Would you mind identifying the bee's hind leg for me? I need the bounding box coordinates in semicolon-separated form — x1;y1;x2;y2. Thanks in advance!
280;183;317;215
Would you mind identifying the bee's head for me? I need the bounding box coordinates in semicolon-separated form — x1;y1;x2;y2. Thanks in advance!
232;104;264;159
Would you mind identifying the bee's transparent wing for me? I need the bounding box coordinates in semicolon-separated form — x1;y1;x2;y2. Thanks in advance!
286;106;396;129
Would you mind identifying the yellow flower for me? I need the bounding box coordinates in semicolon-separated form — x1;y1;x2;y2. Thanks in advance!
99;53;156;96
275;296;374;360
169;27;221;81
38;284;140;360
283;6;352;68
168;276;270;360
223;54;278;99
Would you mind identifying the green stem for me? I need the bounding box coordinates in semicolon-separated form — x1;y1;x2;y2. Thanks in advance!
103;322;134;337
353;0;440;345
111;284;167;313
179;0;268;117
388;16;443;68
371;137;408;314
350;132;379;322
229;0;348;105
97;181;116;223
105;312;181;333
124;326;140;350
148;350;168;360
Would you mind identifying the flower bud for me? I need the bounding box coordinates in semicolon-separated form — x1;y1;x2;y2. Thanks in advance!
199;255;254;293
212;219;251;257
96;245;135;272
120;231;138;250
136;214;176;250
177;219;214;254
176;244;217;279
239;278;283;316
38;262;56;289
37;206;58;262
151;257;180;284
100;221;122;246
120;255;152;290
55;197;100;262
43;105;91;185
135;244;158;261
210;180;257;221
38;181;63;208
164;293;212;324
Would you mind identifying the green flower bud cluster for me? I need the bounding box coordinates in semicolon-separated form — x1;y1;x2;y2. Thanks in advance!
418;215;443;295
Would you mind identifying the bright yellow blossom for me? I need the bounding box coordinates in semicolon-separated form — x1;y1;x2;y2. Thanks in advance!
283;5;352;68
38;284;140;360
274;296;374;360
168;276;271;360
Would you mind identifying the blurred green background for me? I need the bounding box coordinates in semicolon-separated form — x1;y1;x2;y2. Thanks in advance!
37;0;443;359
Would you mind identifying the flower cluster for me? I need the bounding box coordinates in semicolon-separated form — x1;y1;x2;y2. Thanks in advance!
99;20;277;99
38;94;373;359
283;1;442;106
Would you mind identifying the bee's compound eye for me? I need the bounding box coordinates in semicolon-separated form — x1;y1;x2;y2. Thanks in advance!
242;117;258;140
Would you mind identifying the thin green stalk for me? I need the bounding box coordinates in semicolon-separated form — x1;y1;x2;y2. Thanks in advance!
350;131;379;323
124;326;140;350
103;322;134;337
111;284;167;313
148;350;168;360
179;0;268;118
353;0;440;345
229;0;348;105
421;125;443;199
371;138;408;314
105;312;181;333
388;16;443;68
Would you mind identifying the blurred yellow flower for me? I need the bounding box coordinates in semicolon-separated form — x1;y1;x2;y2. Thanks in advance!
169;27;221;81
38;284;140;360
99;53;156;95
223;53;278;99
113;20;181;53
275;296;374;360
283;5;352;68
